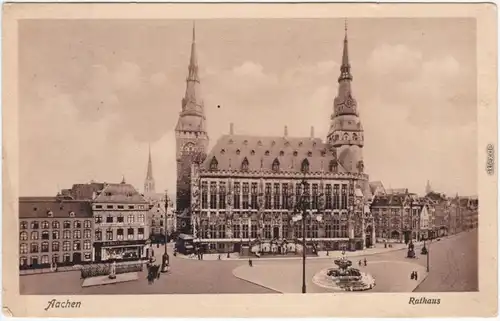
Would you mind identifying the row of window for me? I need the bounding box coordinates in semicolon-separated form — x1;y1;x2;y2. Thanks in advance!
201;182;351;210
20;229;92;241
198;223;349;239
20;240;92;254
20;220;92;230
94;214;145;224
20;253;92;266
210;157;324;173
94;204;147;210
94;228;145;241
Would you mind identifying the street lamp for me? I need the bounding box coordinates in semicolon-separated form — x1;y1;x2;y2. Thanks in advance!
291;177;321;294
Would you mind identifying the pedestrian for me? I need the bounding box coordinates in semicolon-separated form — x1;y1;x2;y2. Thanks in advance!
218;254;221;260
358;260;362;267
326;250;329;256
411;271;415;280
227;252;230;259
152;249;155;257
364;258;367;266
414;271;418;281
249;259;253;267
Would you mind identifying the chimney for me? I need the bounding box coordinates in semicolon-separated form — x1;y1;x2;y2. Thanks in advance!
284;125;288;138
229;123;234;135
310;126;315;139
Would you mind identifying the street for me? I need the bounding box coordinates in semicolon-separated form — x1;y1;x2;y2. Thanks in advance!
20;230;478;294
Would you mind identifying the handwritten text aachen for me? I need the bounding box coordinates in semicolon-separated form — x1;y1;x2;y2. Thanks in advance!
45;299;81;311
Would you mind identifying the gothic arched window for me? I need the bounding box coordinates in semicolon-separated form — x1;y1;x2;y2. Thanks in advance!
272;158;280;172
210;157;218;171
352;133;358;141
301;158;310;173
343;133;349;140
241;157;249;171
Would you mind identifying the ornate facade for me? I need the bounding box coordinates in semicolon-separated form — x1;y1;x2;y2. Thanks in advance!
187;25;376;253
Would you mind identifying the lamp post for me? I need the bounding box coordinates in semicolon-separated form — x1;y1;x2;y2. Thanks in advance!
426;239;430;272
292;176;321;294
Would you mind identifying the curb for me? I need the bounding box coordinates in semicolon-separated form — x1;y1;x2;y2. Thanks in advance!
232;267;282;293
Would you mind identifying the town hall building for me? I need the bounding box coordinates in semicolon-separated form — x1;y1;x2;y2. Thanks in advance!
176;23;376;253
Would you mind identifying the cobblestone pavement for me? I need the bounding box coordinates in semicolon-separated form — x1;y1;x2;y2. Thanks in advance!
19;230;477;294
413;229;478;292
233;259;427;293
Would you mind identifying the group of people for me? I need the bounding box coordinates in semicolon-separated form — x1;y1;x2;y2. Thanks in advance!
358;258;368;267
410;270;419;281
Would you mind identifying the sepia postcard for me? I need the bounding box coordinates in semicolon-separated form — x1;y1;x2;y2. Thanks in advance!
2;2;498;318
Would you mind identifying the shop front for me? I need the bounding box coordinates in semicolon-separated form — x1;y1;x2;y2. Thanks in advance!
94;240;146;262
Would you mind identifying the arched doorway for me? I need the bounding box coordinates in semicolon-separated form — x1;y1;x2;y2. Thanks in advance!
365;225;373;248
391;230;400;240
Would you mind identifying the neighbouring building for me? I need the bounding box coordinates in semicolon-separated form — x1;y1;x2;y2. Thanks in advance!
425;191;450;237
187;24;375;254
370;191;427;243
19;196;93;268
92;179;150;261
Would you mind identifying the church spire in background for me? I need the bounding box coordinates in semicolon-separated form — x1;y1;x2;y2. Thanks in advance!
144;144;156;194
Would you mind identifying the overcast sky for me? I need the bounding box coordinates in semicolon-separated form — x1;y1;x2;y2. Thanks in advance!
19;18;477;197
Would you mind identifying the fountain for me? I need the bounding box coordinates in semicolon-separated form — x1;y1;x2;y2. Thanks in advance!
312;252;375;291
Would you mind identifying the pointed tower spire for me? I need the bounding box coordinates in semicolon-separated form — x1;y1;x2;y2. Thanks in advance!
144;145;156;194
176;21;207;133
146;144;153;180
339;18;352;83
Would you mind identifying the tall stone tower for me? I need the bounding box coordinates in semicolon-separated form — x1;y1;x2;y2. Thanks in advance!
175;23;209;233
327;22;364;173
144;144;156;195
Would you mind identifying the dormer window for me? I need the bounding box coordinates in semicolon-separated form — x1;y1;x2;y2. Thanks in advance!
301;158;310;173
343;133;349;140
265;150;270;156
313;142;317;147
272;158;280;172
329;160;338;173
69;211;75;218
293;151;298;157
307;151;312;157
220;149;226;155
298;141;303;147
228;139;234;144
257;140;263;146
243;140;248;145
352;133;358;141
321;151;326;157
47;211;53;217
241;157;249;171
279;151;284;156
210;156;218;171
284;141;290;147
271;141;276;146
250;150;255;155
236;149;241;155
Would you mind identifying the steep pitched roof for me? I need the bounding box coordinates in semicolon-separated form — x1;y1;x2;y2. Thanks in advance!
19;199;92;219
94;183;148;204
201;134;355;174
369;181;385;194
67;183;105;200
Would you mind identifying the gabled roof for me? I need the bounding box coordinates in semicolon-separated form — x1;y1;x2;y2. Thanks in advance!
19;199;92;219
94;183;148;204
201;134;359;174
